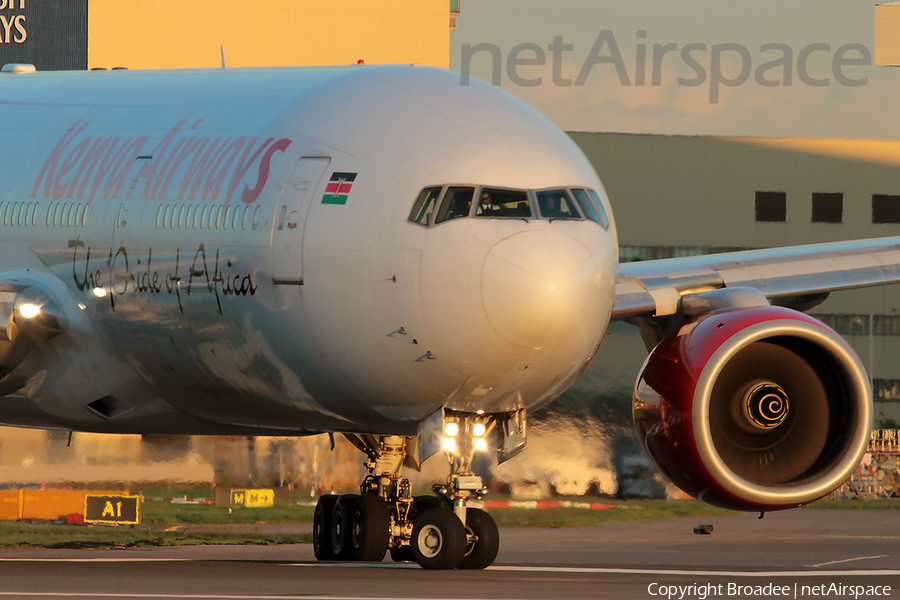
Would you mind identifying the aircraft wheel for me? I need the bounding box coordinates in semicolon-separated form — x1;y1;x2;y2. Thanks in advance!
330;494;359;560
458;508;499;570
313;495;339;560
411;508;466;570
350;493;389;562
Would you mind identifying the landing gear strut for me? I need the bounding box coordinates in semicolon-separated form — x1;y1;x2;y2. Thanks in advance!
313;410;515;570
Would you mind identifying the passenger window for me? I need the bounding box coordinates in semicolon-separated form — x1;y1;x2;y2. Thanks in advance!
277;206;286;231
233;206;242;230
475;188;531;218
200;205;209;229
46;204;52;227
164;204;173;229
11;202;18;226
536;189;579;220
224;206;233;230
252;206;261;230
571;189;605;226
435;186;474;224
241;206;250;230
185;205;195;228
408;187;442;226
586;189;610;229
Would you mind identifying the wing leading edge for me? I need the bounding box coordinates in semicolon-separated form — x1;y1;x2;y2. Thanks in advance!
613;236;900;321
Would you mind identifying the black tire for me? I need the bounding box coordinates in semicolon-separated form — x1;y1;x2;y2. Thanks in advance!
411;507;466;570
330;494;359;560
350;493;389;562
411;495;441;517
313;495;339;561
390;545;414;562
458;508;499;570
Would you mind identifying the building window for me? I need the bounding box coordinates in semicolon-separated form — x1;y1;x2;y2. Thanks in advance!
812;192;842;223
755;191;786;222
873;194;900;224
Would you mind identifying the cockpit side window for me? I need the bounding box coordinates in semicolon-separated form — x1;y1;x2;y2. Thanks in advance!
475;188;531;218
536;189;580;220
435;186;475;224
571;188;607;228
585;189;610;229
408;186;442;226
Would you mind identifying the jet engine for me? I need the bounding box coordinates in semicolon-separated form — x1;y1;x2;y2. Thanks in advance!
633;305;871;511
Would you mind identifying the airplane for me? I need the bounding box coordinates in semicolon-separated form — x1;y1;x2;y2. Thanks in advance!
0;60;895;570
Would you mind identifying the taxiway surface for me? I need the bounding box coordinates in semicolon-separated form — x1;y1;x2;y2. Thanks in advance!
0;509;897;599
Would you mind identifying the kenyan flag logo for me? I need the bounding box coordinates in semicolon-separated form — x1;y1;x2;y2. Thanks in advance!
322;172;357;205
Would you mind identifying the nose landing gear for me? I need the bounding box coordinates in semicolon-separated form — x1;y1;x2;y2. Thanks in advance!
313;411;510;570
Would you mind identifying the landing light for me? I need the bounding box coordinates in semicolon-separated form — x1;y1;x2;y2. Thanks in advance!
18;303;40;319
92;287;107;298
442;438;456;452
473;423;486;437
444;422;459;437
474;438;488;451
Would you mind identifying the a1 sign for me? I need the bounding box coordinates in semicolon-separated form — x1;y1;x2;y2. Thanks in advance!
84;494;140;525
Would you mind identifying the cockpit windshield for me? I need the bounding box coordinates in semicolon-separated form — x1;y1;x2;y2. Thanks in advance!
435;186;475;223
536;189;579;219
408;184;609;229
408;187;441;226
475;188;531;218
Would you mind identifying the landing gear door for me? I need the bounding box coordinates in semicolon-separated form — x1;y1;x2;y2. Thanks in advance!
271;157;330;285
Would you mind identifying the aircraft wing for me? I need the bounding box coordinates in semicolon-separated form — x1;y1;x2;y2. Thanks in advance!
612;236;900;320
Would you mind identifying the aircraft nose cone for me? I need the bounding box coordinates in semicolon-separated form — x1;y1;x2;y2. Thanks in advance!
482;231;602;349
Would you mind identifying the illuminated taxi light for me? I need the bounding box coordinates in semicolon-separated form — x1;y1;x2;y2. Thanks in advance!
92;287;108;298
18;303;40;319
473;423;486;437
474;438;488;451
444;422;459;437
442;438;456;452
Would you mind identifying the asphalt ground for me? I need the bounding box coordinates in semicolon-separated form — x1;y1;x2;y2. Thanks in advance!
0;509;898;599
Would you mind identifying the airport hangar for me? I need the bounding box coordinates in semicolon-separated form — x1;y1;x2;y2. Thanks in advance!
0;0;897;490
0;0;458;71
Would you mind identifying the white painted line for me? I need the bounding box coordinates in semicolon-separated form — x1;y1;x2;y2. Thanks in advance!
0;558;190;563
487;565;900;577
286;562;900;576
0;595;501;600
809;555;890;568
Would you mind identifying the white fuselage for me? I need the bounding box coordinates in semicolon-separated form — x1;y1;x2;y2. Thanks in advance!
0;65;618;436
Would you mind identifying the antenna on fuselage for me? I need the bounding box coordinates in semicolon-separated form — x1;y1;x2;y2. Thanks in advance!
220;45;227;71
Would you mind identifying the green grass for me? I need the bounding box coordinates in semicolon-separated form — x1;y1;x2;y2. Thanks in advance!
0;494;895;548
140;500;315;525
803;498;900;510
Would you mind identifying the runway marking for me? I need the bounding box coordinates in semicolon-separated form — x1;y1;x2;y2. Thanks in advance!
0;595;494;600
0;558;190;563
809;555;890;567
487;565;900;577
287;563;900;577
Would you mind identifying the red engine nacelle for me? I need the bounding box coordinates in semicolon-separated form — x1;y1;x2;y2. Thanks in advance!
633;305;872;512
